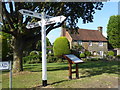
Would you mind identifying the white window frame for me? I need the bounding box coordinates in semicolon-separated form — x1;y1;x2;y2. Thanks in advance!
99;41;103;46
89;41;92;46
78;40;82;45
99;51;103;56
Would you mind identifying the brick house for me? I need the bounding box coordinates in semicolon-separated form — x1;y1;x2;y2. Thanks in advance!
61;27;108;56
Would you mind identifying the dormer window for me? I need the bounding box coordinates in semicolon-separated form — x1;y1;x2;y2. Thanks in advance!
89;41;92;46
99;41;103;46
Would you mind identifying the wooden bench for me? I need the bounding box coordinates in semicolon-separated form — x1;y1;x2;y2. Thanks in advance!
64;54;84;79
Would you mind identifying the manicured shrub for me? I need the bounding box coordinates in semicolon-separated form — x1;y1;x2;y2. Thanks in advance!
80;53;85;58
72;44;83;51
47;53;55;63
53;37;70;57
107;51;114;56
85;51;91;57
30;51;39;56
47;53;64;63
116;55;120;58
47;56;58;63
70;49;80;57
90;58;99;61
23;51;42;64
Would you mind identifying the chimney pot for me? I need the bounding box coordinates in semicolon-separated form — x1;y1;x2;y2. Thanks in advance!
97;26;103;33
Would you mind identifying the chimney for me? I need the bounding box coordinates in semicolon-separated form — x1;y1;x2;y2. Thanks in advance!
61;22;66;36
97;26;103;33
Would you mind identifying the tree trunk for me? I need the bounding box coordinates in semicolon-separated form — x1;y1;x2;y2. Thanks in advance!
12;37;24;73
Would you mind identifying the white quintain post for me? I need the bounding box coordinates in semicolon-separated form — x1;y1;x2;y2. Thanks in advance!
41;12;47;86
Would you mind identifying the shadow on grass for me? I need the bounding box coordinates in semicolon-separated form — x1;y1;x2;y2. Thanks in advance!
23;61;119;78
23;61;119;76
79;61;119;78
31;61;119;88
34;79;70;88
23;63;69;72
48;79;70;85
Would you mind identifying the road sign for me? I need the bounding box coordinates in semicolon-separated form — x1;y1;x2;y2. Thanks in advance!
0;61;10;70
26;21;41;29
19;9;53;19
26;16;66;29
0;61;12;89
45;15;66;25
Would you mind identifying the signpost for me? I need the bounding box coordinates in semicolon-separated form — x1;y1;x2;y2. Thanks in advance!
44;15;66;25
26;21;40;29
19;9;66;86
26;15;66;29
0;61;10;70
19;9;53;19
0;61;12;89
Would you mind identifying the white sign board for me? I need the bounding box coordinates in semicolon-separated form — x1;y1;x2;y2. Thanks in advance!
0;61;10;70
26;16;66;29
19;9;53;19
65;54;83;63
45;15;66;25
26;21;41;29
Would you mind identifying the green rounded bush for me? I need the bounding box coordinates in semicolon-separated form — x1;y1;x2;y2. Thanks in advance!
80;53;85;58
53;37;70;57
107;51;114;56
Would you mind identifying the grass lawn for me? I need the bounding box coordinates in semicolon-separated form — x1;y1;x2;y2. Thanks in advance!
2;60;120;88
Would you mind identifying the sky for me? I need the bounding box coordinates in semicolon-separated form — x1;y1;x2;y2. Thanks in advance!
47;1;119;44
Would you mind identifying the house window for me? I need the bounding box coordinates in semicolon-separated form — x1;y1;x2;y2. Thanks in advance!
99;51;103;56
89;41;92;46
99;41;103;46
78;40;82;45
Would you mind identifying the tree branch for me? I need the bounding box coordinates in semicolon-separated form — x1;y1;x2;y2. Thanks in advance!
9;2;13;13
23;4;38;25
2;3;15;30
23;17;31;25
0;29;15;36
1;12;16;37
46;20;65;35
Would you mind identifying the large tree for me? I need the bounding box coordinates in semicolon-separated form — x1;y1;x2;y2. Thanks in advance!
107;15;120;48
1;1;104;73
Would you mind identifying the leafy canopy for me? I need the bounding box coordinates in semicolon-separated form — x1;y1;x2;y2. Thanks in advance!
1;2;103;52
2;2;103;34
1;2;104;51
107;15;120;48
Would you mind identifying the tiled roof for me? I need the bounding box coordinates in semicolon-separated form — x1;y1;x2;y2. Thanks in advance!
67;29;107;41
